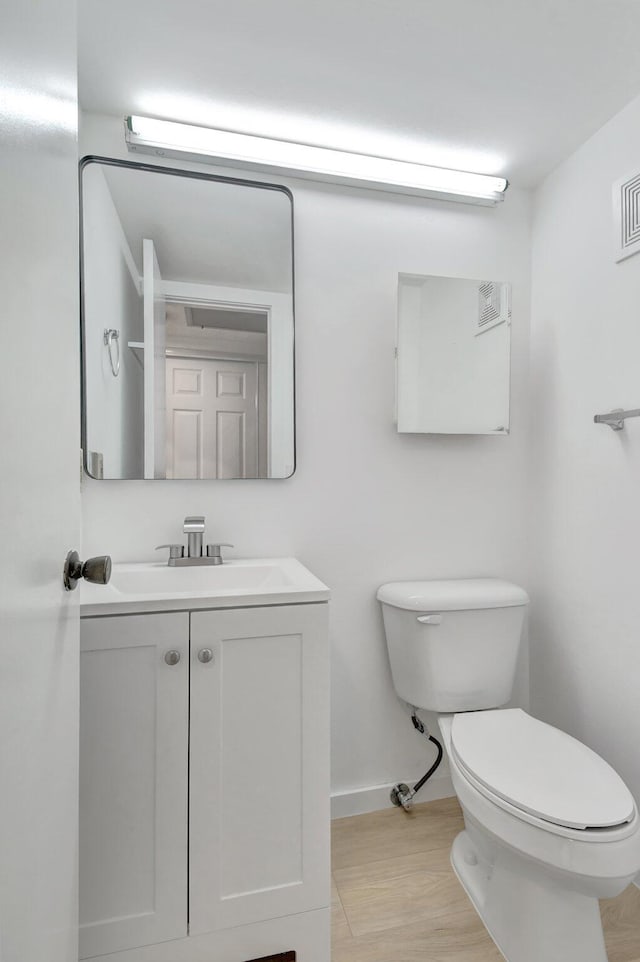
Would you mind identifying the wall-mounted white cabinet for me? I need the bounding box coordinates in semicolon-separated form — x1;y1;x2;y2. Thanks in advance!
396;272;511;435
79;601;329;962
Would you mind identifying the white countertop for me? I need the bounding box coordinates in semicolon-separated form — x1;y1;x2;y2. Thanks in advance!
80;557;330;617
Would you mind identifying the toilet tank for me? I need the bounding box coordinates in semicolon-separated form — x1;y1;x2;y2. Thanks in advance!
377;579;529;712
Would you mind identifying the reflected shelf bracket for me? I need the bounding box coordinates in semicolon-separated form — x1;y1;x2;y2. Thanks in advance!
593;408;640;431
127;340;144;368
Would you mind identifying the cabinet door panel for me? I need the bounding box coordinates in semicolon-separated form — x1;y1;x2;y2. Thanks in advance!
79;613;189;958
190;604;329;934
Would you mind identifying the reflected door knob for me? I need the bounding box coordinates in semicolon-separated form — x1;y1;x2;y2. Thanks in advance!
198;648;214;664
63;550;112;591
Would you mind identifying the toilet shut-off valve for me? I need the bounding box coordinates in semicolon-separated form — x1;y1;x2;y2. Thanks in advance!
390;782;417;810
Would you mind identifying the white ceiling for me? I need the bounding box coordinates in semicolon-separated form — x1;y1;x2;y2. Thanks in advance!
79;0;640;188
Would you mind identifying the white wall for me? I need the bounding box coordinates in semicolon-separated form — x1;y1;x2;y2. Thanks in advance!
81;114;532;804
83;163;144;478
530;91;640;804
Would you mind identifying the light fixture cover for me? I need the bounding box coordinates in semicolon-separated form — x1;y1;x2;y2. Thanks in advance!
125;115;508;206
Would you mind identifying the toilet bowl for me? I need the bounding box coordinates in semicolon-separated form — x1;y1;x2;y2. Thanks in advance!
377;578;640;962
440;711;640;962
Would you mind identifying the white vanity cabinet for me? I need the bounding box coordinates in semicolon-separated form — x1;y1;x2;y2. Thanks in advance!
79;612;189;959
79;598;329;962
189;604;329;934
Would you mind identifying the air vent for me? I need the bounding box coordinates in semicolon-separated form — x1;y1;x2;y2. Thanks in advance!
476;281;510;334
613;170;640;262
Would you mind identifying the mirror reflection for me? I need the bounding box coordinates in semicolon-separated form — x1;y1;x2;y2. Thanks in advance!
396;272;511;435
81;159;295;479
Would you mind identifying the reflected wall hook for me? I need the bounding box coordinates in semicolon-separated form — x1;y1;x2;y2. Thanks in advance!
104;328;120;377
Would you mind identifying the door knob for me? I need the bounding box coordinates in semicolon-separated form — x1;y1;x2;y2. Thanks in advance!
63;550;112;591
164;650;181;666
198;648;214;664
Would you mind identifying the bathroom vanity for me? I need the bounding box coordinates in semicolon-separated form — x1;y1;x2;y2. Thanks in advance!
79;559;330;962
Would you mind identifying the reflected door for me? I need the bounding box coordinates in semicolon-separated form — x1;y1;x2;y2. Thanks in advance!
166;357;264;478
143;238;167;478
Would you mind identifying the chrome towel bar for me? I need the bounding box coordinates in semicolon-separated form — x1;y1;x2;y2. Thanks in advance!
593;408;640;431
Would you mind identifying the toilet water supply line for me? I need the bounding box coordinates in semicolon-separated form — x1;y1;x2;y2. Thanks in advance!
390;710;444;811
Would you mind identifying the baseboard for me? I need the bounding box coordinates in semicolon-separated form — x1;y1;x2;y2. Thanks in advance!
330;771;454;820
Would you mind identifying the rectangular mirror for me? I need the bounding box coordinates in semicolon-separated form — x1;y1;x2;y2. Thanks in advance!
396;272;511;435
81;158;295;479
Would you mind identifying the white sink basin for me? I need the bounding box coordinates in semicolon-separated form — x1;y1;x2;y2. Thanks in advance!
113;561;293;595
80;558;330;615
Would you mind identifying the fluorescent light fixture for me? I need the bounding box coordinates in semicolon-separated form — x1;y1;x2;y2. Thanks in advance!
125;115;508;206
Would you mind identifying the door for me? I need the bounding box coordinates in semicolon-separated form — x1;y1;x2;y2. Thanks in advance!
165;356;262;478
79;613;189;958
0;5;81;962
189;604;330;934
143;238;167;479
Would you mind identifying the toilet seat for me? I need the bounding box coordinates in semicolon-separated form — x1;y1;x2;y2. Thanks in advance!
451;709;636;832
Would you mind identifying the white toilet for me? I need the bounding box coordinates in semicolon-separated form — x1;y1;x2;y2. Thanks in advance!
377;578;640;962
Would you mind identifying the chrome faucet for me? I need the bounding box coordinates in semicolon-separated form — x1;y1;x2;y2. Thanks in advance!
184;515;205;558
156;516;233;566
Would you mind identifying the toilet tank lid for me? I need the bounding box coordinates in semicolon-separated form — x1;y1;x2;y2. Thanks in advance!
376;578;529;611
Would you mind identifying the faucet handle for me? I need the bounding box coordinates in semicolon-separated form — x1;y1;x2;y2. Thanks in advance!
184;516;205;533
156;544;185;560
206;543;234;562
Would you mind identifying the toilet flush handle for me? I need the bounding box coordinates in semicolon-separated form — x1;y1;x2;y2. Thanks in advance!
417;614;443;625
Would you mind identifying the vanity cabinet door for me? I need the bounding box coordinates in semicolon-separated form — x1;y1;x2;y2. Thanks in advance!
189;603;330;934
79;613;189;959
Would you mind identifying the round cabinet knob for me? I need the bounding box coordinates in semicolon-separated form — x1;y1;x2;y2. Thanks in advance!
164;650;181;666
198;648;214;664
